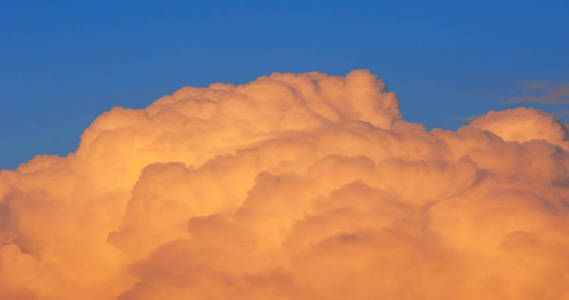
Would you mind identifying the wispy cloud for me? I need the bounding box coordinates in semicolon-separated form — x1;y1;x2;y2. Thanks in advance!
521;81;553;90
505;81;569;104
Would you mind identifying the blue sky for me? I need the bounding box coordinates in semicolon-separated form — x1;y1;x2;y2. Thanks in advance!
1;0;568;169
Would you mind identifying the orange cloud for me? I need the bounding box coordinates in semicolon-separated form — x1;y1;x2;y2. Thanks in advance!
1;70;569;299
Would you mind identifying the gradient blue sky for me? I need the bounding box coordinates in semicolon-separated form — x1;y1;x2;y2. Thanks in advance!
1;0;568;169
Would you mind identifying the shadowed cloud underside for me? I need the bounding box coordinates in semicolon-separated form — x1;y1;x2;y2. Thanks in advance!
1;70;569;299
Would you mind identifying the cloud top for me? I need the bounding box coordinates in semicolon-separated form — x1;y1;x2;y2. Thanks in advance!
1;70;569;299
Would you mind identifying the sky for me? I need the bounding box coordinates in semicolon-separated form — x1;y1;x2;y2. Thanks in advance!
3;3;569;298
1;0;568;169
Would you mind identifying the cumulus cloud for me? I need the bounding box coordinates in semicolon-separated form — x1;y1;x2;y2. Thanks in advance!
1;70;569;299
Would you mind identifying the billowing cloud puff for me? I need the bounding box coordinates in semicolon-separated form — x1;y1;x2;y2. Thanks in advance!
469;107;569;145
1;70;569;299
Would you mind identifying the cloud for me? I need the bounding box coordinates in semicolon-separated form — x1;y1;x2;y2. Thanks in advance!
468;107;569;144
521;81;553;91
505;82;569;104
2;70;569;299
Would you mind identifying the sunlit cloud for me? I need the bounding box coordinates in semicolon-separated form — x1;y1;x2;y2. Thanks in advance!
1;70;569;299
